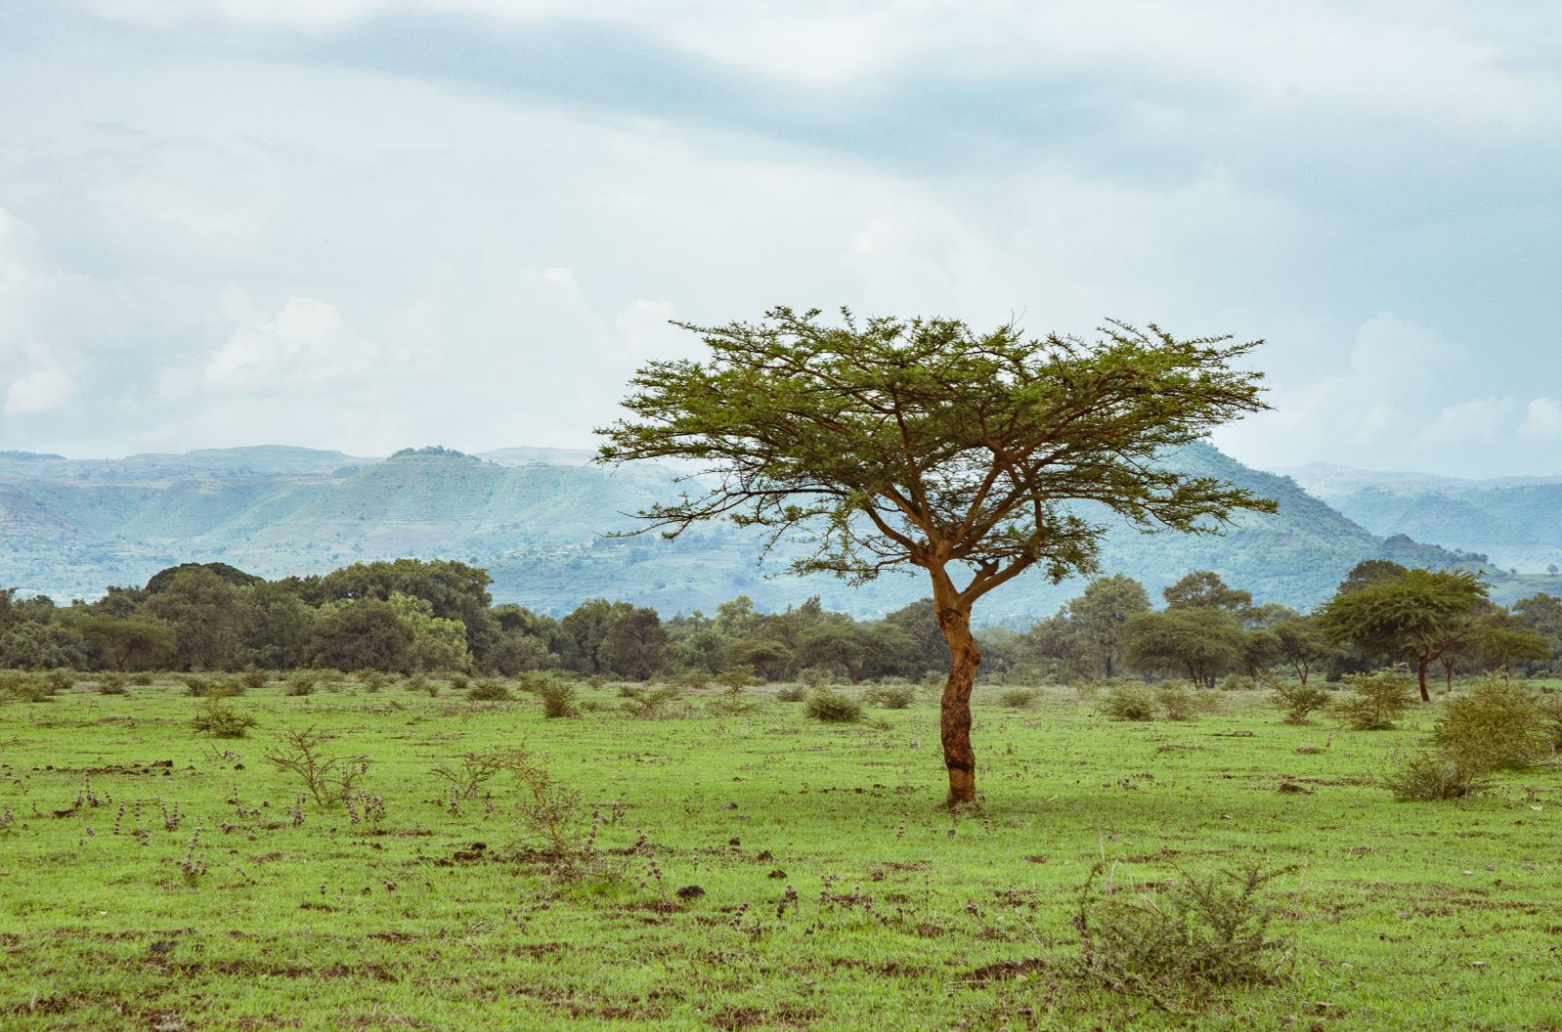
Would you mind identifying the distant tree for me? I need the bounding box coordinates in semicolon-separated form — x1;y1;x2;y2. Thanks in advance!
1317;567;1488;701
303;599;412;672
600;308;1270;803
1239;628;1284;678
1162;570;1253;613
727;637;795;681
882;599;951;677
233;582;316;669
1471;610;1550;679
483;633;558;676
1337;559;1407;595
796;622;872;683
559;599;620;675
1063;574;1152;677
1513;593;1562;670
73;614;175;672
387;593;472;672
319;559;493;655
1271;616;1336;685
145;561;262;595
1017;611;1099;681
1242;603;1299;630
0;620;88;670
143;568;241;670
599;605;668;680
1123;608;1247;688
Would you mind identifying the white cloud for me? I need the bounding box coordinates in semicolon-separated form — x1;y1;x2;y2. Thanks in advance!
1520;397;1562;440
1419;397;1517;445
5;364;79;415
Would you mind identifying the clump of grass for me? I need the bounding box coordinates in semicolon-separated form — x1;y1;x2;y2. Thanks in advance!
190;697;257;739
1433;677;1550;770
863;684;915;710
999;688;1037;709
1074;860;1298;1002
1333;672;1414;730
1099;682;1159;722
1381;751;1490;802
1272;681;1331;724
805;686;862;723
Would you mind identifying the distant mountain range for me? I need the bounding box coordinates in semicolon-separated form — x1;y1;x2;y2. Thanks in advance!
1284;463;1562;576
0;443;1543;622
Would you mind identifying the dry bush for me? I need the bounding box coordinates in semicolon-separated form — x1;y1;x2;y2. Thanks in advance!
775;684;808;703
1381;751;1490;801
863;684;916;710
1433;677;1551;770
264;726;371;807
1074;860;1298;1003
467;679;513;702
190;697;257;739
999;688;1038;709
1157;682;1205;721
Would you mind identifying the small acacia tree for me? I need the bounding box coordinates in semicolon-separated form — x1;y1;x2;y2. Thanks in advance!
598;307;1272;804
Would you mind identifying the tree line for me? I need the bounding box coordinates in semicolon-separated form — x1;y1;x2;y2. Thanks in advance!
2;557;1554;689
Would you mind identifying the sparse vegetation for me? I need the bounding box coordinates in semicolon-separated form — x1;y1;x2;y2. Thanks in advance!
1099;681;1159;721
804;686;862;723
1333;672;1415;730
1272;680;1332;724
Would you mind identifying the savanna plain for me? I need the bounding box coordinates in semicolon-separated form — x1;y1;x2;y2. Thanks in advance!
2;675;1560;1032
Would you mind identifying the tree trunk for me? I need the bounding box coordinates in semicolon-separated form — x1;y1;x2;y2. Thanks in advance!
935;597;980;806
1415;658;1431;702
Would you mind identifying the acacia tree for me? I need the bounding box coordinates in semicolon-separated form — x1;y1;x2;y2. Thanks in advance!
1317;567;1487;701
598;307;1271;804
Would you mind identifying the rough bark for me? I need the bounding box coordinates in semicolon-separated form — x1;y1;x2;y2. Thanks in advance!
935;594;980;806
1415;658;1431;702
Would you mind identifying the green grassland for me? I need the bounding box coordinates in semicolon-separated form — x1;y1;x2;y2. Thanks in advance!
2;679;1560;1031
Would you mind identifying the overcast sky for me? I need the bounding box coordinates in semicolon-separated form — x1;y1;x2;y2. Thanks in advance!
1;1;1559;476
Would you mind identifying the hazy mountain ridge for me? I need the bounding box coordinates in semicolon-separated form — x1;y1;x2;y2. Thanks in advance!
1286;463;1562;574
0;442;1485;619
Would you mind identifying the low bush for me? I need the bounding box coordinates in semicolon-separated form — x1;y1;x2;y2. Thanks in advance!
1433;677;1550;770
240;669;269;692
863;684;915;710
1219;674;1256;692
1099;682;1159;722
998;688;1037;709
284;672;317;697
43;670;75;693
1333;672;1414;730
1381;751;1490;802
1272;681;1331;724
97;674;127;696
1158;682;1200;721
1075;860;1297;1001
190;698;257;739
1538;692;1562;750
446;674;470;692
2;673;53;703
775;684;808;703
620;685;682;719
468;679;513;702
805;686;862;723
538;679;579;719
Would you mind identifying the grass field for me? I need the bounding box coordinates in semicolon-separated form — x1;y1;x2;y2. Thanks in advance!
2;677;1560;1031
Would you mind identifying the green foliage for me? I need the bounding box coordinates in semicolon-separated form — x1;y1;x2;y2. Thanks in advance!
1124;609;1246;689
1157;682;1200;721
240;669;269;691
1099;682;1160;722
96;673;127;696
537;679;579;719
1333;672;1415;730
804;686;862;723
1381;752;1491;802
1318;568;1489;692
2;672;54;703
190;697;257;738
264;726;371;807
1162;570;1253;612
304;599;412;673
998;688;1037;709
1433;677;1550;770
619;685;683;718
1075;861;1298;1000
774;684;808;703
468;679;514;702
1271;680;1332;724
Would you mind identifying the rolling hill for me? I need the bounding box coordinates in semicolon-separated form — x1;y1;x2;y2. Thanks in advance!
0;443;1484;621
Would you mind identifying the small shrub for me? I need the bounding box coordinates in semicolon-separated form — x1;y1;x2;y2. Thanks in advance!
129;672;154;686
538;680;579;719
446;673;470;692
284;672;317;697
1433;677;1550;770
1219;674;1256;692
1538;692;1562;750
620;685;682;719
674;670;711;692
805;686;862;723
1381;751;1491;802
468;679;514;702
1158;682;1199;721
240;669;269;692
264;726;370;807
864;684;916;710
359;671;387;693
1272;681;1331;724
3;672;53;703
1099;682;1159;722
97;674;127;696
999;688;1037;709
1333;672;1414;731
190;698;257;739
430;748;523;801
797;667;832;690
775;684;808;703
43;670;75;693
1075;860;1297;1000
